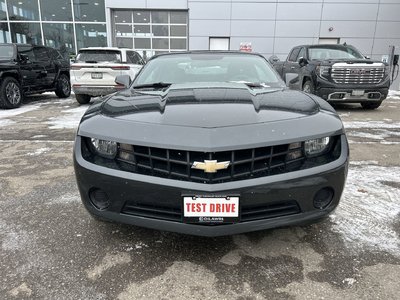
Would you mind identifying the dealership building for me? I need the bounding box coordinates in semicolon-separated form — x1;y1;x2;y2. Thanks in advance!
0;0;399;86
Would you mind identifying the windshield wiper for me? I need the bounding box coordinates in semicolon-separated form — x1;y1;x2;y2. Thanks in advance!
85;60;98;63
228;81;270;88
133;82;172;89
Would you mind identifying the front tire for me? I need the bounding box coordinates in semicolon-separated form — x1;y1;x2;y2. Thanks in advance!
55;74;71;98
75;94;91;104
302;80;314;94
0;77;23;109
361;101;382;109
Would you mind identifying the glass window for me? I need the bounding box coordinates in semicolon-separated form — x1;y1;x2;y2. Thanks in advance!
170;11;186;24
151;11;168;24
33;47;49;61
76;49;121;63
114;10;131;24
288;48;300;62
170;26;186;37
170;39;186;50
115;25;133;37
17;45;35;60
8;0;40;21
297;47;305;61
152;25;168;37
152;38;168;50
133;11;149;23
126;51;143;64
1;0;7;21
0;44;15;59
10;22;42;44
134;25;150;37
40;0;72;21
73;0;105;22
116;37;133;48
43;23;74;57
75;23;107;49
0;23;10;43
134;38;150;49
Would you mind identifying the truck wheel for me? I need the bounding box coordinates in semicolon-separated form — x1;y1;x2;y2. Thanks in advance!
361;101;382;109
55;74;71;98
75;94;91;104
302;80;314;94
0;77;23;109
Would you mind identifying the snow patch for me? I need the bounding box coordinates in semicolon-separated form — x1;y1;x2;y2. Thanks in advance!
343;121;400;129
27;147;51;156
46;106;88;129
0;104;41;127
331;165;400;256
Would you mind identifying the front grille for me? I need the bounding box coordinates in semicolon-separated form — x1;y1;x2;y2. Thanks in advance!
121;200;301;223
331;67;385;84
115;143;304;184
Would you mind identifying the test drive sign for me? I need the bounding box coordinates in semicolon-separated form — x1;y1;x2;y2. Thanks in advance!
240;42;252;52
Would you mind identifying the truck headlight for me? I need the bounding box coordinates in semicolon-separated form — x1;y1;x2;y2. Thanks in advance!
304;137;330;157
90;138;117;159
316;66;330;79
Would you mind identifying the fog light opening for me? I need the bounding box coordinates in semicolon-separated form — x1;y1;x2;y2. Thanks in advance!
89;188;110;210
313;187;334;209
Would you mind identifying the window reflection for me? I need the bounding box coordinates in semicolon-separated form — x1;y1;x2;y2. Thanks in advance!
73;0;105;22
40;0;72;21
8;0;40;21
43;23;74;57
0;23;10;43
75;23;107;49
1;0;7;21
10;22;41;44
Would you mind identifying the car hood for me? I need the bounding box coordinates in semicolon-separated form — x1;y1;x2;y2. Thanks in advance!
97;84;320;128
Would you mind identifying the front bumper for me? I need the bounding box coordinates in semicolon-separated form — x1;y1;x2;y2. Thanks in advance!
73;135;349;236
315;76;390;103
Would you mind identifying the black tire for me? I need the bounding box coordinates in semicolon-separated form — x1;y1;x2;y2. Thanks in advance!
302;80;314;94
0;77;23;109
55;74;71;98
361;101;382;110
75;94;91;104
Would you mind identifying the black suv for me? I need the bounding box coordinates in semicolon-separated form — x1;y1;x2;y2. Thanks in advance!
0;43;71;109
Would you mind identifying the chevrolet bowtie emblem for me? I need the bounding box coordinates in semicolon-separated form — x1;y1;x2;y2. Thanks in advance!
192;160;230;173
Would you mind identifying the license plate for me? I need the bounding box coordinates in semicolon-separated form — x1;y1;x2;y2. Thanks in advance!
91;72;103;79
183;196;239;224
352;90;364;96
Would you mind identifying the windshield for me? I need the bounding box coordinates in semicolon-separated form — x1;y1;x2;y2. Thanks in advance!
134;53;284;88
308;46;364;60
76;50;122;63
0;45;15;60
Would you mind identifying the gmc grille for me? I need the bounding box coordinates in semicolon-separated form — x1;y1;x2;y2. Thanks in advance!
331;67;385;84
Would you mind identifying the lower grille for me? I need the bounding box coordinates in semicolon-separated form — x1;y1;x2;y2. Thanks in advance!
121;200;301;224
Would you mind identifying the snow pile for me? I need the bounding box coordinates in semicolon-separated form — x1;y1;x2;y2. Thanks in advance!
0;104;41;127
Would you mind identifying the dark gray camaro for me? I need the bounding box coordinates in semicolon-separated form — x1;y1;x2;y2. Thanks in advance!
73;51;349;236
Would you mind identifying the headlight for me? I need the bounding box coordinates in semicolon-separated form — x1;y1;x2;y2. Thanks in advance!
316;66;330;79
304;137;330;157
90;138;117;159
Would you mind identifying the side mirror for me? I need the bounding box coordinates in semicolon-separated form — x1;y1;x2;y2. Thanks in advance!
19;54;30;63
115;74;131;88
298;57;308;66
268;55;280;63
364;55;370;59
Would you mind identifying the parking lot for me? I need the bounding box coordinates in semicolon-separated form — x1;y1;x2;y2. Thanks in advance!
1;93;399;299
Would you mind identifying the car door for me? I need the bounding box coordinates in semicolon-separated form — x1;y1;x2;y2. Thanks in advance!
282;47;301;89
17;45;41;88
33;46;55;86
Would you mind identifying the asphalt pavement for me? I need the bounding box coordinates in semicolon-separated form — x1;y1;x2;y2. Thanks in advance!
0;92;399;300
